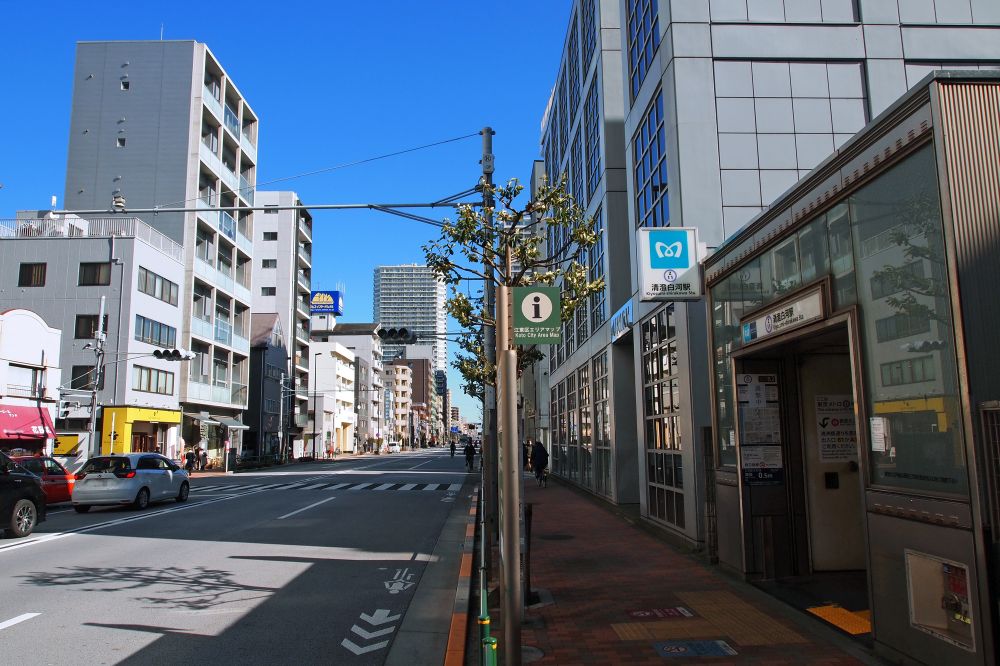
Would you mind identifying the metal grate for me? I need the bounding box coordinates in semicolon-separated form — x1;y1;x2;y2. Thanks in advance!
980;406;1000;544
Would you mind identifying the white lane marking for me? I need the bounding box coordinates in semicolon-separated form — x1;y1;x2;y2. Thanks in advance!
351;483;373;490
399;483;417;491
410;458;438;469
447;483;462;492
0;613;41;631
327;483;352;490
373;483;394;491
276;496;337;520
423;484;440;491
341;638;389;655
351;624;395;639
0;485;282;556
300;483;328;490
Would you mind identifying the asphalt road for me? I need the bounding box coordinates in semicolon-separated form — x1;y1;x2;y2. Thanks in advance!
0;448;475;665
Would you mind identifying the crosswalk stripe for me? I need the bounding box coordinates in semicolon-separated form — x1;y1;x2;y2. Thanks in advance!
300;483;328;490
423;483;440;491
327;483;352;490
373;483;394;491
351;483;373;490
447;483;462;492
399;483;417;491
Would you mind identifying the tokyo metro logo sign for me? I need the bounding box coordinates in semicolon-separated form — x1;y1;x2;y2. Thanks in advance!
648;230;689;269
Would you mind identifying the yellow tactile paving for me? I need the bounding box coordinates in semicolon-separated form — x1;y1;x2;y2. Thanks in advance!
675;590;809;646
807;605;872;635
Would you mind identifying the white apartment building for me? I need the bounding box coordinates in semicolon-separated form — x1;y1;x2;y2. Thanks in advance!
308;342;355;456
252;191;313;448
0;310;61;455
314;323;386;445
373;265;446;369
63;40;259;462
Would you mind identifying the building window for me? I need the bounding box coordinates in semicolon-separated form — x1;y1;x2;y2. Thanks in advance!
558;68;569;161
79;262;111;286
571;130;584;206
870;261;925;300
116;137;126;148
626;0;659;98
578;362;592;489
120;80;130;91
74;314;108;339
263;206;278;214
137;267;179;306
633;90;668;228
71;365;104;391
132;364;175;395
264;398;279;414
261;287;276;296
263;232;278;241
875;312;931;343
641;305;684;529
567;18;580;119
134;315;177;348
589;207;607;330
592;351;611;497
585;83;602;200
581;0;596;76
261;259;277;269
880;356;936;387
18;263;46;287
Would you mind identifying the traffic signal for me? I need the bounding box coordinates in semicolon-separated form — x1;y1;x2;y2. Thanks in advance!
377;327;418;343
153;348;196;361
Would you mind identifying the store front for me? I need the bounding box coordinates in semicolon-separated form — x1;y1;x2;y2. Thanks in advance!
705;74;1000;664
100;407;181;458
0;404;56;454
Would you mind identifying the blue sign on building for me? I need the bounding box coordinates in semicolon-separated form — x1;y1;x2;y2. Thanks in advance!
648;229;690;269
310;290;344;315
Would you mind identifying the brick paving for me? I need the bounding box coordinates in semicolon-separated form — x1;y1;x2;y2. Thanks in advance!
486;475;870;665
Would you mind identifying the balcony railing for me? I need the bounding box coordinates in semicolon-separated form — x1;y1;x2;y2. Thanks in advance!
239;175;254;205
295;324;309;341
232;382;248;405
298;218;312;240
5;384;41;399
214;319;232;346
297;269;310;288
199;141;222;176
298;242;312;263
296;298;309;315
241;130;257;162
224;105;240;137
191;315;214;340
232;331;250;354
203;86;223;120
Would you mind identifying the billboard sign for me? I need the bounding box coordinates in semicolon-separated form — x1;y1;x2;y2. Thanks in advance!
310;290;344;315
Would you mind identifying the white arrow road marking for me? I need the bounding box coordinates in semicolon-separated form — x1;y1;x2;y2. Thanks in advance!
360;609;401;626
276;496;337;520
341;638;389;655
351;624;395;639
0;613;41;631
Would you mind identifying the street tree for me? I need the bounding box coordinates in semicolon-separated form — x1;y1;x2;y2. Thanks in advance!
423;176;604;399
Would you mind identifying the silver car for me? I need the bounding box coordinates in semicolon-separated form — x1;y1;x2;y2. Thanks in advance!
72;454;190;513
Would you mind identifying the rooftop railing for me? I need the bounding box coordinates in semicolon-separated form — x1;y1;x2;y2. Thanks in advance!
0;217;183;263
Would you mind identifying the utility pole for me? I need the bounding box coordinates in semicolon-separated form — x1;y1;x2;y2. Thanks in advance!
85;295;107;458
278;372;286;461
481;126;499;581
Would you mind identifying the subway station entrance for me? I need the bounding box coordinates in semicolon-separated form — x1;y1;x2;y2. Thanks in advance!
734;318;871;637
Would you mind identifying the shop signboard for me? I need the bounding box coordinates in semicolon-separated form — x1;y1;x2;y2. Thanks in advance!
513;286;562;344
310;290;344;315
638;227;703;301
741;289;823;345
610;299;634;343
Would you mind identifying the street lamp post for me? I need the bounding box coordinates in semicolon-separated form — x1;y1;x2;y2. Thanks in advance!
312;351;321;459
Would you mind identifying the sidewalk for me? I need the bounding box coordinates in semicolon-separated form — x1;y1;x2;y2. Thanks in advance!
492;474;877;665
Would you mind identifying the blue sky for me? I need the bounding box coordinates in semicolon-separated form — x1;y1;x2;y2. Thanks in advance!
0;0;573;421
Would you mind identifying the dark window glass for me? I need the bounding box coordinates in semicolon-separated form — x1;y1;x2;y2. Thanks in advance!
71;365;104;390
566;18;580;118
74;314;108;339
137;267;179;306
626;0;660;98
581;0;596;73
633;91;668;228
79;262;111;286
134;315;177;348
585;83;602;200
18;263;46;287
263;232;278;241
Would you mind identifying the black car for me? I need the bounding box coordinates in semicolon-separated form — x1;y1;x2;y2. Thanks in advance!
0;451;47;537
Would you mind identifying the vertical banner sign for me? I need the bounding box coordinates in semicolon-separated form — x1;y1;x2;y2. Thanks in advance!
638;227;703;301
513;286;562;344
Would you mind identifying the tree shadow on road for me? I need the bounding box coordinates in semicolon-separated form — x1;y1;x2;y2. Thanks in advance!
17;565;274;611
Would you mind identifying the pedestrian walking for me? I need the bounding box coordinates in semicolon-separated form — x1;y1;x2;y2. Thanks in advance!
184;448;196;473
199;448;208;471
450;441;456;457
530;441;549;487
522;441;531;472
464;441;476;472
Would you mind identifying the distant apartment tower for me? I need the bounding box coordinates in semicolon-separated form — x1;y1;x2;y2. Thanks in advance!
373;264;446;370
252;191;313;449
63;40;259;460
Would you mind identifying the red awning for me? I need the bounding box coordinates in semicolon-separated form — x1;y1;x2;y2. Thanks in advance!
0;404;56;440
